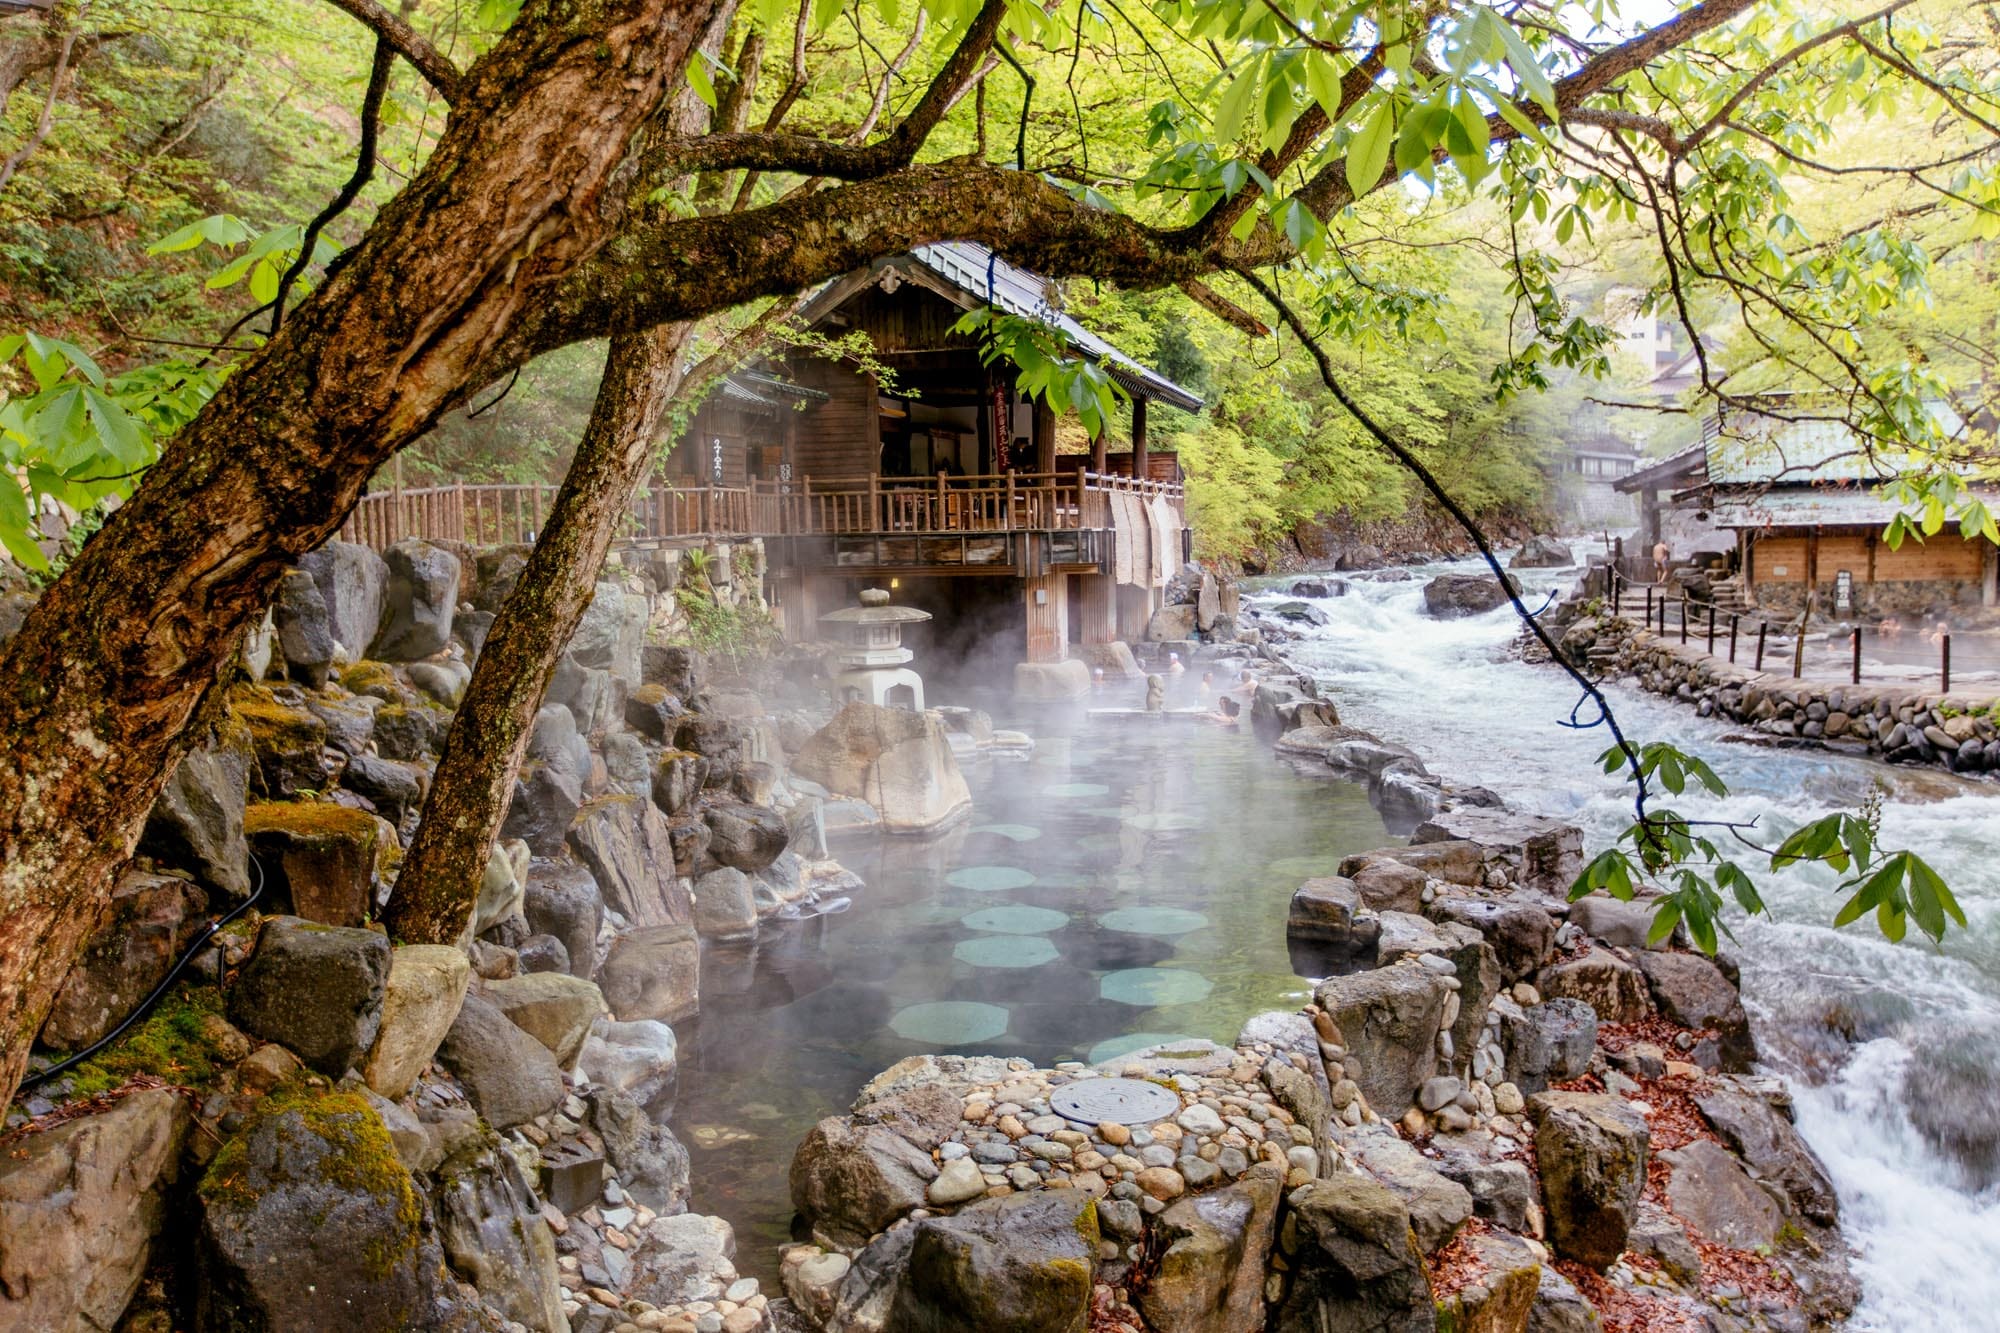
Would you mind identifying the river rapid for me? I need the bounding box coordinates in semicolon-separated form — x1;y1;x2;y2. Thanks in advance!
1251;558;2000;1332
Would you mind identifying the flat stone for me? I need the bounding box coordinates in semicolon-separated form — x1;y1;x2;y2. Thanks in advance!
1050;1076;1182;1127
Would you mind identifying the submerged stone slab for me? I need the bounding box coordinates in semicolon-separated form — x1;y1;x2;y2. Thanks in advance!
1050;1077;1183;1127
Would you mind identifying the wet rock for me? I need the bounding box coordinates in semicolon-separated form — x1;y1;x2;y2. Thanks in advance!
1536;952;1651;1025
1662;1138;1783;1250
370;538;459;661
1634;950;1757;1071
522;859;604;980
1346;1126;1474;1253
228;916;390;1076
516;933;568;974
1694;1082;1838;1225
243;801;381;928
1269;600;1330;627
791;701;972;834
1287;876;1379;956
40;870;206;1050
1527;1264;1603;1332
625;683;686;740
567;795;692;928
1500;998;1598;1095
1411;809;1583;895
588;1086;691;1213
360;944;470;1099
1351;859;1428;916
470;837;531;941
1435;1231;1542;1333
0;1086;189;1333
1431;1152;1536;1233
435;992;566;1130
433;1137;566;1331
340;751;423;818
624;1210;738;1308
598;923;702;1025
1423;572;1519;618
652;749;711;818
140;722;254;899
569;580;647;686
1314;961;1451;1117
483;972;606;1069
1144;1176;1280;1328
194;1091;436;1332
1531;1091;1649;1271
1272;1172;1434;1333
300;540;388;662
790;1116;940;1246
1511;536;1574;568
703;800;791;874
1566;897;1670;952
888;1188;1099;1333
1342;840;1484;888
273;568;335;688
643;643;699;697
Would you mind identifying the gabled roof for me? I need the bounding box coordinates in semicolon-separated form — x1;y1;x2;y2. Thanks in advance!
716;371;829;412
797;242;1205;413
1614;443;1707;493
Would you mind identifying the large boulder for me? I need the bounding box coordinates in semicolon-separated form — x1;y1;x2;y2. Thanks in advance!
1272;1172;1434;1333
1531;1092;1649;1271
243;802;382;928
1139;1171;1284;1333
1661;1138;1782;1251
340;751;422;819
502;705;591;855
1147;603;1198;642
1694;1082;1838;1226
1314;961;1452;1118
272;568;335;689
228;916;390;1077
370;538;459;661
1422;572;1519;618
195;1092;436;1332
703;799;790;873
790;1115;939;1246
300;540;388;661
569;579;647;686
1346;1126;1474;1254
1411;808;1583;895
1537;951;1652;1025
566;795;692;928
886;1188;1099;1333
522;859;604;979
791;701;972;834
622;1211;738;1309
1511;536;1575;568
434;992;566;1130
597;923;702;1024
433;1138;566;1331
482;972;606;1068
227;687;329;799
1435;1231;1543;1333
1633;950;1757;1071
141;721;253;899
361;944;471;1099
651;748;710;816
0;1087;189;1333
692;865;758;940
578;1018;679;1116
1433;896;1556;982
40;870;207;1050
1287;876;1379;957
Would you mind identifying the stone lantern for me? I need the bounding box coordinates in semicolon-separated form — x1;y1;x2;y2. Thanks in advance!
821;588;931;711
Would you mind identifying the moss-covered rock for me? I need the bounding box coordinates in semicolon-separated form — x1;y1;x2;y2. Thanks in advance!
140;715;254;899
195;1089;435;1332
226;916;390;1077
244;801;381;927
225;685;329;798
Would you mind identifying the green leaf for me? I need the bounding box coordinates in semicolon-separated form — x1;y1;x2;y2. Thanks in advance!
1304;52;1350;122
1489;9;1556;116
1213;56;1264;144
82;389;151;467
687;53;718;109
1346;99;1394;198
1646;899;1683;945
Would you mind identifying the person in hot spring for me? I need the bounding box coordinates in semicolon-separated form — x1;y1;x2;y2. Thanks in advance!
1205;694;1242;726
1231;668;1258;698
1925;619;1951;646
1091;667;1106;690
1199;670;1215;694
1167;651;1185;676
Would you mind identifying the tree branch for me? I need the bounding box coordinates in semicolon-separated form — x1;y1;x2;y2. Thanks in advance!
318;0;462;103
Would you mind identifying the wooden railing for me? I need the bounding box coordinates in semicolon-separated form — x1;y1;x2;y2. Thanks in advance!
340;472;1185;550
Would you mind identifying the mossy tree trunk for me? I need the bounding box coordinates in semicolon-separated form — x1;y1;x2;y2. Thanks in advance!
383;323;692;944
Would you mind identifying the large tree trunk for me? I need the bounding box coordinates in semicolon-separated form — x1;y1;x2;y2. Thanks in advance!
384;323;691;944
0;0;720;1108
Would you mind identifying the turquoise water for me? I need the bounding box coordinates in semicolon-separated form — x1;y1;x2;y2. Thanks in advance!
671;686;1393;1279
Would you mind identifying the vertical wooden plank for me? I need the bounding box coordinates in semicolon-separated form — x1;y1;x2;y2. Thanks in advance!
1131;397;1149;482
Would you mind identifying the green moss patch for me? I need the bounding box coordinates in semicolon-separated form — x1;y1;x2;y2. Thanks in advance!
56;985;232;1101
244;801;380;842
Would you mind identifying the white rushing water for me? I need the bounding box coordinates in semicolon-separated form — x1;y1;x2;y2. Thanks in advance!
1253;558;2000;1332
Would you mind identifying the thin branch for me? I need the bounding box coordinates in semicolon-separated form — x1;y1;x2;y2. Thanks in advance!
0;29;78;196
318;0;461;103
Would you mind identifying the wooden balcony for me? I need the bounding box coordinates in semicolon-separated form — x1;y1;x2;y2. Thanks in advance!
339;471;1184;565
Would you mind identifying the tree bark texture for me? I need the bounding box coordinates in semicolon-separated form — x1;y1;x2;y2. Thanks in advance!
383;324;691;945
0;0;722;1107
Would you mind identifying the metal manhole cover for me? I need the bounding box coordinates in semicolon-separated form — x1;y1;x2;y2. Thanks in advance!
1050;1077;1181;1126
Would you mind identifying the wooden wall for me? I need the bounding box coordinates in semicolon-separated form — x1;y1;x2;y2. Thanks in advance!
789;357;879;479
1749;528;1983;585
1025;573;1069;663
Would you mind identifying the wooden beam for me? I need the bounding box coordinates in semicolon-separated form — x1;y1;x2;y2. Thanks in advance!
1033;399;1056;474
1131;397;1149;482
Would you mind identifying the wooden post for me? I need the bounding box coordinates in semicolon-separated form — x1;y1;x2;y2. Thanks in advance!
1131;396;1149;482
1851;627;1862;685
1756;621;1769;671
1706;604;1716;652
1679;599;1688;644
1005;471;1016;530
1092;427;1107;475
868;473;880;533
1791;618;1805;678
937;470;947;533
532;484;544;536
1943;633;1952;693
1645;584;1653;626
1729;613;1739;663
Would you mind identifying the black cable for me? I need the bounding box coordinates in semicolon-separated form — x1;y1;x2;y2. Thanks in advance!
19;852;265;1094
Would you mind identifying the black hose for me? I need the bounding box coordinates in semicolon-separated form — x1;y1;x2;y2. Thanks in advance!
19;852;266;1095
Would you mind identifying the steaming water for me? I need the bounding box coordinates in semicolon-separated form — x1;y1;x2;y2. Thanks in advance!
673;691;1394;1283
1261;559;2000;1331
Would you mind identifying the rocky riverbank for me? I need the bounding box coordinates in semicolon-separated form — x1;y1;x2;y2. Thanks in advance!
0;534;997;1333
1552;603;2000;776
